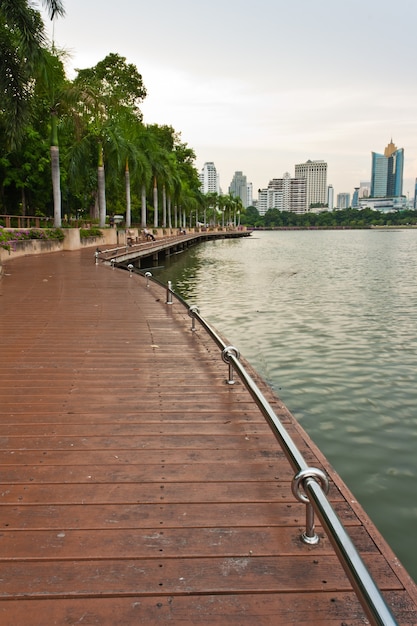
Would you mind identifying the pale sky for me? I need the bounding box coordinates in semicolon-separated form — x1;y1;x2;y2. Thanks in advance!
42;0;417;201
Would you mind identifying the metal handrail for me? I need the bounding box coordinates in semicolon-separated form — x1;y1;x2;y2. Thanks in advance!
164;283;398;626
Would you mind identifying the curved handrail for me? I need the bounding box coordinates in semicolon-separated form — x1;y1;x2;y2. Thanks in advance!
117;268;397;625
159;278;397;626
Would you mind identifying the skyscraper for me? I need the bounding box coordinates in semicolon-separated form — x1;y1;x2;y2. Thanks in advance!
229;171;248;207
257;173;307;214
352;188;360;208
327;185;334;210
199;162;220;194
370;140;404;198
294;160;328;210
337;193;351;210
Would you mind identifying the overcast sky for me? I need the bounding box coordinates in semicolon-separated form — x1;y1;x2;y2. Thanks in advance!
42;0;417;200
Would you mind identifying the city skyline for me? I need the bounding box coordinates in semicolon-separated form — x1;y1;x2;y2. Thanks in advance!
207;142;404;210
41;0;417;200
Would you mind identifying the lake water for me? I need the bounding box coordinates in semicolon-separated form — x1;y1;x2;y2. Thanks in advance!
152;229;417;582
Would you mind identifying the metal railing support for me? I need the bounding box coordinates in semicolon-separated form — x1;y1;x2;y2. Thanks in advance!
127;264;134;277
166;280;173;304
222;345;240;384
145;271;152;287
183;301;397;626
188;305;199;332
292;467;329;545
137;277;398;625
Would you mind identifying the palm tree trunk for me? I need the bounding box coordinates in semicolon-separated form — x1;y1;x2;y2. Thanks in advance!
125;159;131;228
141;184;147;227
162;185;167;228
97;142;106;228
51;146;62;227
167;195;172;230
50;112;61;227
153;176;158;228
21;188;27;216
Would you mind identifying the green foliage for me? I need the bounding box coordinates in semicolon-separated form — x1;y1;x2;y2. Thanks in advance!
0;226;64;249
45;228;65;240
0;1;65;149
258;207;417;228
241;205;260;226
80;227;103;239
74;53;147;120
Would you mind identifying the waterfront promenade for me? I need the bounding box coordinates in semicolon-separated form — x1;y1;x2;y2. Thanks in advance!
1;247;417;625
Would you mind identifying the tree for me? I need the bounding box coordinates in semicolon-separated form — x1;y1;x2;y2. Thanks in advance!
241;205;260;227
0;0;65;149
34;47;71;226
73;53;147;227
0;127;51;215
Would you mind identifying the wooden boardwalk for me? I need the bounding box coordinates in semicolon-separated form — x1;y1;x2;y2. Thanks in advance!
1;248;417;625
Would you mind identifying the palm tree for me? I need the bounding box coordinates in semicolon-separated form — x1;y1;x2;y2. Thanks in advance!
35;47;70;227
0;0;65;149
131;124;154;228
73;54;147;227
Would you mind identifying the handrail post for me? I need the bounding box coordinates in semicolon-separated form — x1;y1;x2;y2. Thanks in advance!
176;302;398;625
145;271;152;287
188;305;199;332
222;346;240;385
166;280;173;304
292;468;329;545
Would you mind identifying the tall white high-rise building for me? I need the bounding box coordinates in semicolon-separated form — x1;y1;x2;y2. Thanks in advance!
199;162;220;194
247;182;253;207
257;173;306;215
294;160;328;209
327;184;334;210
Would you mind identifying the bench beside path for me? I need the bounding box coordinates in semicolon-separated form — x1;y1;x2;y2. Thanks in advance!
0;248;417;625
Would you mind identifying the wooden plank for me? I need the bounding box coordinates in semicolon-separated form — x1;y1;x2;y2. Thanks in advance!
0;526;376;560
1;592;414;626
0;555;402;598
0;481;344;504
0;501;360;530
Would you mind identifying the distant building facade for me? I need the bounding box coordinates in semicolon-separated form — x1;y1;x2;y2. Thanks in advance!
246;182;253;207
199;162;220;194
337;193;351;209
257;172;307;215
358;139;406;211
229;171;248;207
294;160;328;209
352;187;359;208
327;185;334;210
359;181;371;198
370;140;404;198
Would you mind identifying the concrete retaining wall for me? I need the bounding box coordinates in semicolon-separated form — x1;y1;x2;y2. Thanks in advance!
0;228;118;263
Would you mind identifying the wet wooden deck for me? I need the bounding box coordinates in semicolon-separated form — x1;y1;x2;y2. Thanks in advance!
1;248;417;625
